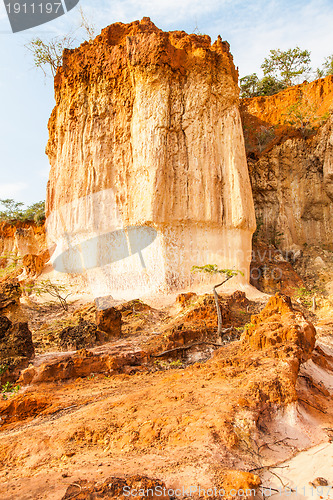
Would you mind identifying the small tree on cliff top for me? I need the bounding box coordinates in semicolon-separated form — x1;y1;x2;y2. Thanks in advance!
25;8;96;78
191;265;243;342
261;47;311;87
240;47;311;98
316;54;333;78
25;34;75;77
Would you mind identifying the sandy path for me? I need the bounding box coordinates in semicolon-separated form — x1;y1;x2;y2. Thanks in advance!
261;442;333;499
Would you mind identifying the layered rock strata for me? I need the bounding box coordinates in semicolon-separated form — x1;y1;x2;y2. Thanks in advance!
46;18;255;300
241;76;333;251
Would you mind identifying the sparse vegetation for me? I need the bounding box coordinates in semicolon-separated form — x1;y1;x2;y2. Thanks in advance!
283;97;328;137
154;359;184;370
268;227;284;248
255;125;276;152
25;8;96;78
191;265;244;341
240;73;286;98
24;279;71;311
253;214;264;243
0;199;45;225
0;364;8;376
1;382;20;400
0;255;21;278
240;46;311;98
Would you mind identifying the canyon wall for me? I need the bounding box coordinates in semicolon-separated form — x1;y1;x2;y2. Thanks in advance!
0;222;46;264
46;18;255;300
241;75;333;251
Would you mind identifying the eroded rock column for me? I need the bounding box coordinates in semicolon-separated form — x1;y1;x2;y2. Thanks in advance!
46;18;256;300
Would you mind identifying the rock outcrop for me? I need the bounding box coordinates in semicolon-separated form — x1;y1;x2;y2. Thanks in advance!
0;222;46;263
241;293;316;365
46;18;255;300
240;76;333;251
0;222;47;281
95;306;122;336
0;280;21;312
0;315;35;383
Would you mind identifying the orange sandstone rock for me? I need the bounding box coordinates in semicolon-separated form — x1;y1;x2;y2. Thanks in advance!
241;292;316;363
241;76;333;250
46;18;255;298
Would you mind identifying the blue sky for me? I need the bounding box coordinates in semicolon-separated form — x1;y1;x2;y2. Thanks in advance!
0;0;333;206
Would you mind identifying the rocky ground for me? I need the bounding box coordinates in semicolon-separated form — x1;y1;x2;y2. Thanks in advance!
0;250;333;499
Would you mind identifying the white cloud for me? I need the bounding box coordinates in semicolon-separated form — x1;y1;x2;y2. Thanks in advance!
0;183;28;199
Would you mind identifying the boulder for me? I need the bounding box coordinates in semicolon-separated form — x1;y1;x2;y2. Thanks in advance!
95;307;122;337
58;320;104;351
241;292;316;363
0;280;21;311
0;315;34;383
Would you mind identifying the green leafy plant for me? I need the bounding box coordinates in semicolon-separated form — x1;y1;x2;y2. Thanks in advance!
294;282;325;310
240;73;287;98
0;365;8;376
169;360;183;368
25;8;95;78
191;265;244;341
253;214;264;243
268;227;284;248
154;359;184;370
255;125;276;152
0;199;45;225
283;97;327;137
1;382;20;400
294;286;317;308
261;47;311;87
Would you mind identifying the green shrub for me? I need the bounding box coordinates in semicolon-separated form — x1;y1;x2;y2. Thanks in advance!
0;199;45;225
1;382;20;400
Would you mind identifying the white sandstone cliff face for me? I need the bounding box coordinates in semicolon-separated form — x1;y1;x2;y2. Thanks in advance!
46;18;256;301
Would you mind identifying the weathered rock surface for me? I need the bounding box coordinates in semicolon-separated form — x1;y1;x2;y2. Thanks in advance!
240;76;333;251
0;315;34;383
0;280;21;311
58;320;106;351
250;242;304;295
46;18;255;300
0;221;46;265
96;306;122;336
241;293;316;364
